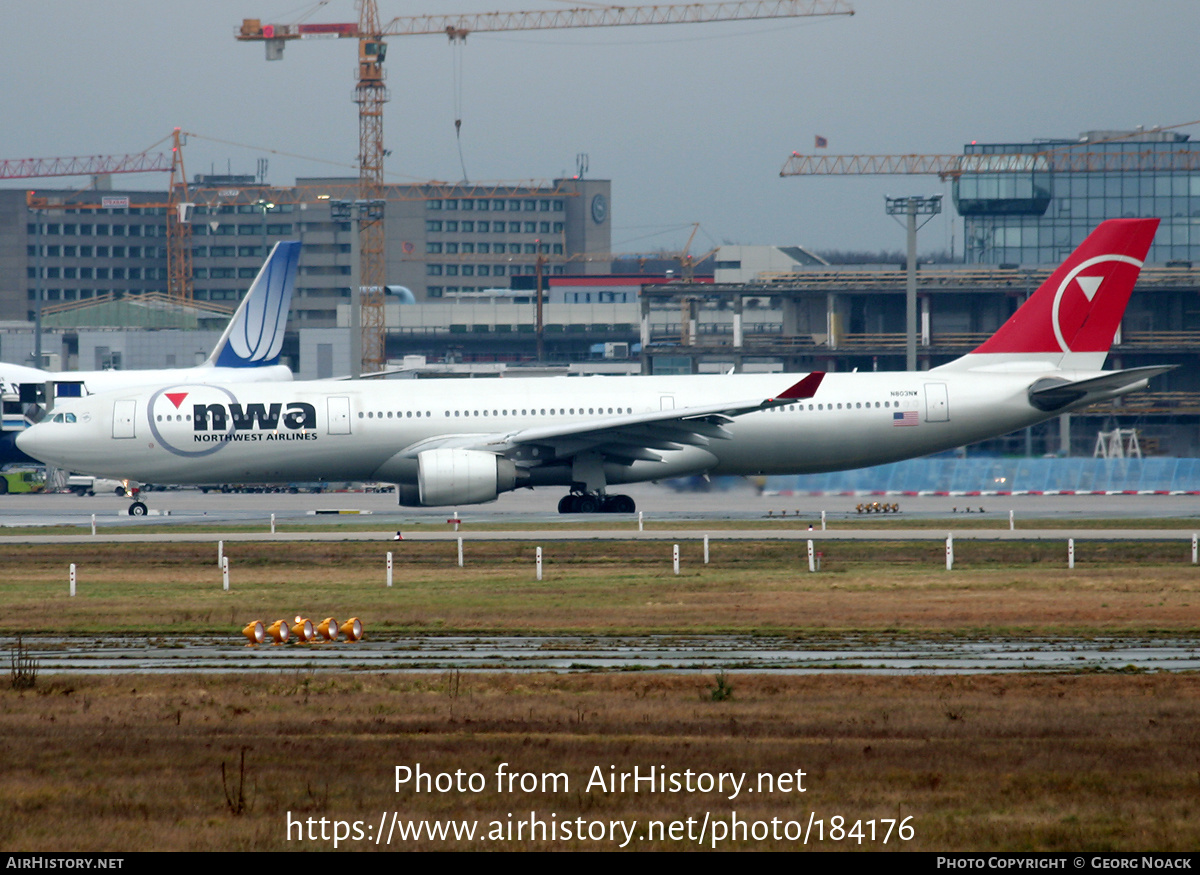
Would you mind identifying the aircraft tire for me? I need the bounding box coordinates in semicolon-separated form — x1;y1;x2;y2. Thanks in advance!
558;495;577;514
128;501;148;517
606;494;636;514
576;494;601;514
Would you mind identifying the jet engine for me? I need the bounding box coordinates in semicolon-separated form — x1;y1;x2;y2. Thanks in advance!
398;448;521;507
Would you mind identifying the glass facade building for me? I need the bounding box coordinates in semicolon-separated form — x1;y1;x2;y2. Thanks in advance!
954;130;1200;265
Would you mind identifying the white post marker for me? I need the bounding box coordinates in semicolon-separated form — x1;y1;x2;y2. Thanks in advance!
218;540;223;567
673;544;680;575
1192;533;1197;565
703;535;710;565
1009;509;1014;531
946;534;954;571
807;539;815;573
91;514;96;536
1068;538;1075;570
222;556;230;591
69;563;76;597
457;537;464;568
453;511;460;532
821;510;827;531
638;511;644;532
270;513;276;535
386;552;393;588
536;546;543;581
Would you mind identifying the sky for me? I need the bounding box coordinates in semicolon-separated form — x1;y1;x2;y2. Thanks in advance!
2;0;1197;256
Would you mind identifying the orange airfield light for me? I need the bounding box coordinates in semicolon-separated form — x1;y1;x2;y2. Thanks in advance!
291;617;317;644
340;618;364;642
242;620;265;646
266;619;290;645
317;618;340;642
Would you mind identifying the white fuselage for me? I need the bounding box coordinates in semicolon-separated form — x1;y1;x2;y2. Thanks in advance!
20;369;1061;488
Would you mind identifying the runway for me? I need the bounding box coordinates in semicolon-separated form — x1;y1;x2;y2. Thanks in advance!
21;634;1200;675
1;483;1197;542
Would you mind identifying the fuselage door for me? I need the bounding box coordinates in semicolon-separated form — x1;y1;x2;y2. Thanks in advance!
924;382;950;422
112;399;137;439
327;396;351;435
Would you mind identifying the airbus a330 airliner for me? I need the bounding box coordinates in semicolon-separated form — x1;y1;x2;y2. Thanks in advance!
17;219;1172;515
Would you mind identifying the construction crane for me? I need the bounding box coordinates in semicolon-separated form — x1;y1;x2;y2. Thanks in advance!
0;152;170;180
780;148;1200;180
236;0;855;372
25;130;197;304
781;123;1200;179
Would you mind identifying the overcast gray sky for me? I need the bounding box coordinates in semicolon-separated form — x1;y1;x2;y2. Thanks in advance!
2;1;1197;255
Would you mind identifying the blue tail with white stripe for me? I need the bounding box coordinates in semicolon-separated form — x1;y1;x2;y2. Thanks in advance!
208;240;300;368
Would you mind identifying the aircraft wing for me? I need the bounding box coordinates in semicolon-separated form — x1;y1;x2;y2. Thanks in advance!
394;372;824;463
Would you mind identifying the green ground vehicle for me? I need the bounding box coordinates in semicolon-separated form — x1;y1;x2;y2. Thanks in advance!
0;468;45;494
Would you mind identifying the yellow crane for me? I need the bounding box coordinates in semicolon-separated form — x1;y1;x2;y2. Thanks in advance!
236;0;855;372
23;130;196;304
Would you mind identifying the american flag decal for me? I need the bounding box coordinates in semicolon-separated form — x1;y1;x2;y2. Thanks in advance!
893;411;919;427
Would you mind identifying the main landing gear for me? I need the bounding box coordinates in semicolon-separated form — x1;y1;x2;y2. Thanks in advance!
557;492;636;514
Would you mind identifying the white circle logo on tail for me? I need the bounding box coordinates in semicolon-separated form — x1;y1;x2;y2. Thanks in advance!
1051;254;1143;353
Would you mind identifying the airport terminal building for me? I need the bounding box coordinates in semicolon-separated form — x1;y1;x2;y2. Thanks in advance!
956;129;1200;265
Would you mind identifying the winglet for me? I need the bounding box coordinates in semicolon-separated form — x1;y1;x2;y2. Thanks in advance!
775;371;824;400
207;240;301;368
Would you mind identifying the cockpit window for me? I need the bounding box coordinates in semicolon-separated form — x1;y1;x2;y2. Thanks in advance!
52;413;63;423
65;413;76;423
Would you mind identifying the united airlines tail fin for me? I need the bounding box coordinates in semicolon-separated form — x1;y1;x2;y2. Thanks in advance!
205;240;300;368
938;218;1159;372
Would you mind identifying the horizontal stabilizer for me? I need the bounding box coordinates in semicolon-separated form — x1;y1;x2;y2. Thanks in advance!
1028;365;1175;411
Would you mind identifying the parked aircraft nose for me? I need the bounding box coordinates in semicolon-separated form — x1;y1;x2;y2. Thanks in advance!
15;411;95;469
14;422;49;462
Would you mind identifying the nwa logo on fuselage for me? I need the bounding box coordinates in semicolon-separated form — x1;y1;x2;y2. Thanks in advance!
193;402;316;434
191;400;317;443
148;386;318;459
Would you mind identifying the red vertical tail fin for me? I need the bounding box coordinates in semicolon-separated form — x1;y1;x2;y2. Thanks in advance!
965;218;1158;367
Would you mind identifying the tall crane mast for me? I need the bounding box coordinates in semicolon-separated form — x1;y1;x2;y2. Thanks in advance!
237;1;855;373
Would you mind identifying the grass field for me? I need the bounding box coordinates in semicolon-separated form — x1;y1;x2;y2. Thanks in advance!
3;535;1199;851
2;672;1199;851
3;539;1199;637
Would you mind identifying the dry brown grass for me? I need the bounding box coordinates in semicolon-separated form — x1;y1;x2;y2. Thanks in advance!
4;540;1197;851
2;541;1199;636
1;672;1198;851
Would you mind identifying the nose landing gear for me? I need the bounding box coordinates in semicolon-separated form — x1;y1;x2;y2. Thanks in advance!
125;485;147;516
